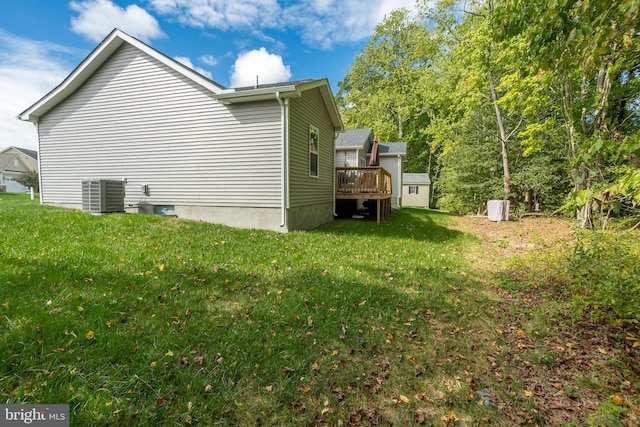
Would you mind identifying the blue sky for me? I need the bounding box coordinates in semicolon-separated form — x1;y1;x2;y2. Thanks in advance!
0;0;418;151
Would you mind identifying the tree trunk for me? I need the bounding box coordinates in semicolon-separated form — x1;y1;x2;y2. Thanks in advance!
562;74;593;228
488;70;511;200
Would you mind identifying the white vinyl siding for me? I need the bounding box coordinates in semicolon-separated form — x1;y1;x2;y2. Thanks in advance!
380;156;401;208
335;149;358;167
38;44;282;208
288;88;335;207
402;184;430;208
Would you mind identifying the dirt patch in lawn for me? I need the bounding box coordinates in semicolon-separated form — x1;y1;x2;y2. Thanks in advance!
452;214;639;426
452;215;574;268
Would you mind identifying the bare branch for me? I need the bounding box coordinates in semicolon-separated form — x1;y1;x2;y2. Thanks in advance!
505;116;525;142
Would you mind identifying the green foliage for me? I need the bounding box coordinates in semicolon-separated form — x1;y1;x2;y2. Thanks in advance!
568;232;640;325
337;8;435;172
435;107;505;213
586;400;627;427
493;0;640;225
14;170;39;192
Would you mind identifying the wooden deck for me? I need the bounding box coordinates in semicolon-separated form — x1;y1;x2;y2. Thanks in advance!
335;167;392;223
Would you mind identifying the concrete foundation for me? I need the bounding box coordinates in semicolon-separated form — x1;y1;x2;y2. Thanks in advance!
46;201;334;232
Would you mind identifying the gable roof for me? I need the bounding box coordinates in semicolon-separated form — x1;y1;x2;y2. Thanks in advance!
0;146;37;160
0;153;17;171
18;29;343;131
217;78;343;131
0;153;29;173
377;142;407;156
18;29;225;123
403;173;431;185
335;128;373;149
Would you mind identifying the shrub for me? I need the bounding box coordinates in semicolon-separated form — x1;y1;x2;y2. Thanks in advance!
568;231;640;325
15;170;39;192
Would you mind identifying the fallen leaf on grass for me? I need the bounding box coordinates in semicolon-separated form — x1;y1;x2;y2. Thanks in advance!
625;333;640;347
440;410;458;425
414;409;429;424
522;390;534;398
414;392;433;403
399;395;411;403
84;330;95;340
154;397;166;407
610;395;624;405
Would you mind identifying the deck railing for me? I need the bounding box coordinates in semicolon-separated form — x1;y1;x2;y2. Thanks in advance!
336;167;392;195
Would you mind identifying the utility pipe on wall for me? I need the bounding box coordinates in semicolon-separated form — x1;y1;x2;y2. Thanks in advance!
275;93;289;228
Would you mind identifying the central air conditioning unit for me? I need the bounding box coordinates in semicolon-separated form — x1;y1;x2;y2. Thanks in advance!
487;199;510;222
81;179;125;213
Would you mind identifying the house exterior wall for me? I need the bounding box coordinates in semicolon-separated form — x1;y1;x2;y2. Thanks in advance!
402;184;431;208
1;172;27;192
3;148;38;171
37;44;285;228
380;156;402;208
287;87;336;229
335;149;358;167
0;153;32;192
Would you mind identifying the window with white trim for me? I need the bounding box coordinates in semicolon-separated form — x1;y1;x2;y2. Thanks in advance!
309;125;319;177
408;185;419;194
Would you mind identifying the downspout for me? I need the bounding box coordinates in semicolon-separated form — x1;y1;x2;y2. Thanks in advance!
36;121;43;205
397;154;402;208
333;133;337;217
276;93;289;228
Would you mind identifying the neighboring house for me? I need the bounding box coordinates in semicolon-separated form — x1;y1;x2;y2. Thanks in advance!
376;142;407;209
18;29;343;232
335;128;374;167
335;129;407;209
402;173;432;208
0;146;38;192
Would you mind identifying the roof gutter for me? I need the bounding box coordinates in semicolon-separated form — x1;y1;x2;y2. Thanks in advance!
276;92;289;228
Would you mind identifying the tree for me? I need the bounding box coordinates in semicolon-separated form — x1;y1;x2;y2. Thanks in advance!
337;9;434;172
419;0;538;210
494;0;640;227
15;170;39;192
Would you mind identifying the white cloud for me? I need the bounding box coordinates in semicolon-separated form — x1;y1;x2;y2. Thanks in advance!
0;31;79;151
199;54;218;67
230;48;291;88
70;0;165;43
148;0;420;50
284;0;419;49
147;0;281;30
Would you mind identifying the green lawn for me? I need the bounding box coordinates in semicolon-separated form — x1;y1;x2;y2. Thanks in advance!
1;193;637;426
